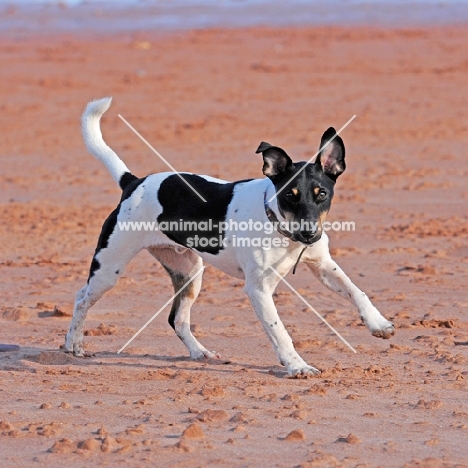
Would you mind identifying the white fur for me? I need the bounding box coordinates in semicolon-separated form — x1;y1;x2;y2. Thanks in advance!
81;97;132;185
65;98;395;377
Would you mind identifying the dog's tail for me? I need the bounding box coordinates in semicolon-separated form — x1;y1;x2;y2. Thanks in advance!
82;97;137;190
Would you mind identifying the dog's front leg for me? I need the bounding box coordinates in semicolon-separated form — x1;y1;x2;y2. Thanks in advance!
244;278;321;377
304;253;395;339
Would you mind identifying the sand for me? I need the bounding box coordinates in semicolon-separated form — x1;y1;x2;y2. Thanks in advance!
0;20;467;467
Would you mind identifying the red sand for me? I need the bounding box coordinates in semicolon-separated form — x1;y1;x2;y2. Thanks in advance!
0;24;467;467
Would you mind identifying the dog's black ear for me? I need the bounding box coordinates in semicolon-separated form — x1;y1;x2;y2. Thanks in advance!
256;142;293;178
315;128;346;180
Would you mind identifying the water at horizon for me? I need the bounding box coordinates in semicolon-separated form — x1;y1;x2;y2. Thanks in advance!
0;0;467;35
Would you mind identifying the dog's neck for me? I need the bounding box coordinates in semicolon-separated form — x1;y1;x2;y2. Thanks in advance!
264;183;286;218
263;183;308;274
263;184;291;237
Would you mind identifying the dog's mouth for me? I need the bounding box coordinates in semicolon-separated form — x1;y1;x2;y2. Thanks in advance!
293;230;322;245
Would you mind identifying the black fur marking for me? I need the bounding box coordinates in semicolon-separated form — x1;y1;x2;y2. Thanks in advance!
157;174;252;255
87;207;119;282
163;265;187;331
97;207;119;251
119;171;139;190
168;305;177;331
256;142;293;179
121;176;147;202
87;177;147;282
88;257;101;280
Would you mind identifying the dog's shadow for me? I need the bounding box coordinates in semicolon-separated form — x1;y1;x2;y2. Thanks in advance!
90;350;288;378
10;346;288;378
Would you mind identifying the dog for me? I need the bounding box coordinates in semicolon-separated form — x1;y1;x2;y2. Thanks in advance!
64;97;394;377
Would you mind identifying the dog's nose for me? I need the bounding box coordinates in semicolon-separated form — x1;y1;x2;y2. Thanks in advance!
300;230;316;240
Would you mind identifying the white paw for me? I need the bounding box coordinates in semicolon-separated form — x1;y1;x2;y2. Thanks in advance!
288;365;321;379
371;324;395;339
190;348;220;361
64;334;86;357
368;317;395;339
281;352;321;378
72;345;86;357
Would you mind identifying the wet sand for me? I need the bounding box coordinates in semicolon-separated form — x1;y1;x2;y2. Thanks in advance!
0;22;468;467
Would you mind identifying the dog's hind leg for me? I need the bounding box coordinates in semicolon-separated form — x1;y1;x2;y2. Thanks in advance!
148;247;218;360
65;210;142;356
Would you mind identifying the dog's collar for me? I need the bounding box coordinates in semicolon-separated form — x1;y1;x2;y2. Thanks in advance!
263;191;307;275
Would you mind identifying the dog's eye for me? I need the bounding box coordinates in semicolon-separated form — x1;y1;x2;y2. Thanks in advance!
316;189;327;201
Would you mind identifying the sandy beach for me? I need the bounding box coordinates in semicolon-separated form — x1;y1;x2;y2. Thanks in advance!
0;6;467;466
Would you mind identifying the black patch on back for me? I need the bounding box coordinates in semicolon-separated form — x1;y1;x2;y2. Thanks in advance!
157;174;251;255
87;177;147;282
119;171;139;190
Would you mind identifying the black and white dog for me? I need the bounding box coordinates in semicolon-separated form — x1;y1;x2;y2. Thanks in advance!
64;98;394;377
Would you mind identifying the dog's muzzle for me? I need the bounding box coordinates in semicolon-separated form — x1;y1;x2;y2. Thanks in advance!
294;229;322;245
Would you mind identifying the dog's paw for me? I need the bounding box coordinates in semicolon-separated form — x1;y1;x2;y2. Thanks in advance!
63;339;88;357
372;325;395;339
280;352;320;378
287;365;321;379
363;311;395;340
370;319;395;340
191;349;220;361
73;348;94;357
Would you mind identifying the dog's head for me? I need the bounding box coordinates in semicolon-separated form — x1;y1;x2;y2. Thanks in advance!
257;127;345;245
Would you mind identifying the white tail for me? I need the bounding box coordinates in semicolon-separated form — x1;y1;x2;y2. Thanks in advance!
81;97;134;188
